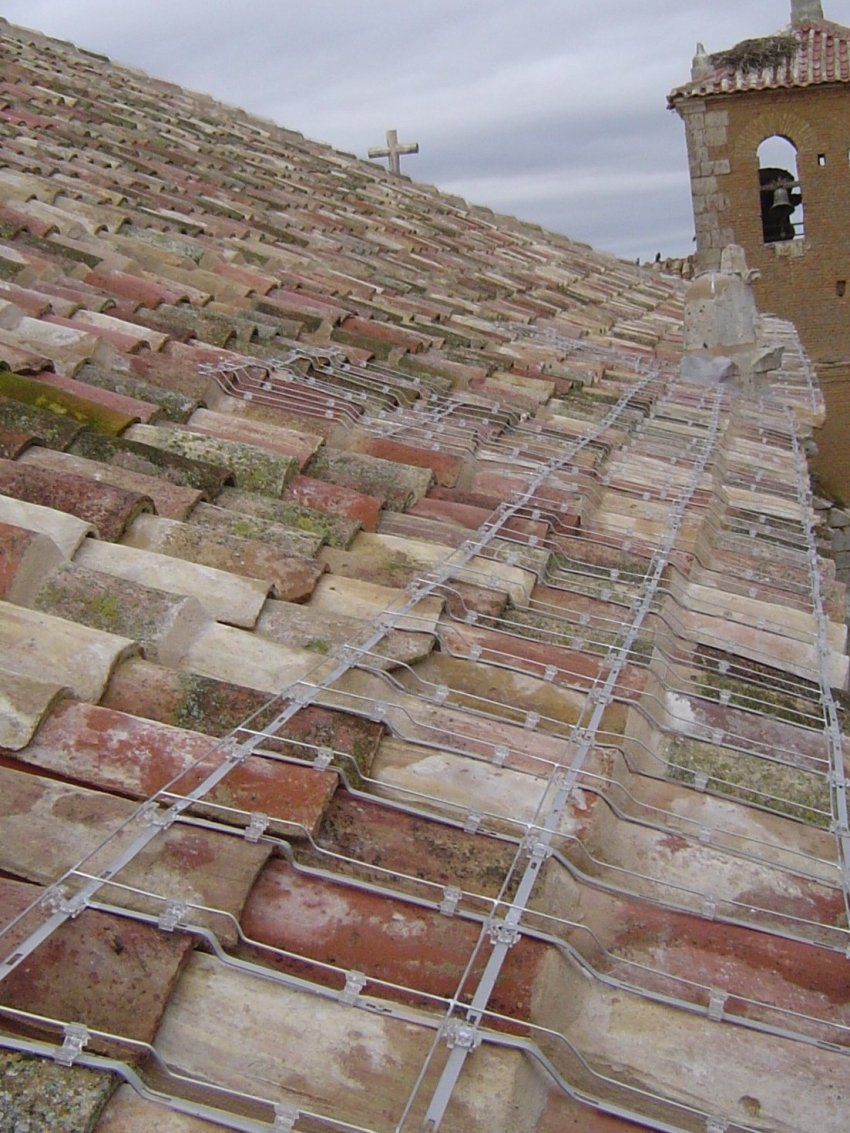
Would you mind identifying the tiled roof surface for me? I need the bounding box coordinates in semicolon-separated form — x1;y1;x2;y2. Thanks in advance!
669;19;850;103
0;16;847;1133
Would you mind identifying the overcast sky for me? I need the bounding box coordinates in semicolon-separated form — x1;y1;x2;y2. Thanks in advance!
4;0;848;261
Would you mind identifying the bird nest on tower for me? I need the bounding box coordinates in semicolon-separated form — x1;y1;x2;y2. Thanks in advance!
711;33;799;74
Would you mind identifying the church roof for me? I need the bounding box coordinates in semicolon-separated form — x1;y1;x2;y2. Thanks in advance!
668;19;850;105
0;15;847;1133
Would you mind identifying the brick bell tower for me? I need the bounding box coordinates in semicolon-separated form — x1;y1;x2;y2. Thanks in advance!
669;1;850;499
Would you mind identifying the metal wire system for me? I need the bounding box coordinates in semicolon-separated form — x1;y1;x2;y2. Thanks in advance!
0;336;845;1133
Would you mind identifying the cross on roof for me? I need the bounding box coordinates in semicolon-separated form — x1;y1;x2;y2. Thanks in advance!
368;129;419;177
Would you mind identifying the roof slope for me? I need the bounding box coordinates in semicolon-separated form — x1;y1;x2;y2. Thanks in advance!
669;18;850;104
0;16;847;1133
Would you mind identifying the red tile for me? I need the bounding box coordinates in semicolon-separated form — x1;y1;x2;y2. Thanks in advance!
0;457;153;541
350;436;463;487
10;700;338;838
242;860;546;1023
284;474;382;531
0;887;194;1047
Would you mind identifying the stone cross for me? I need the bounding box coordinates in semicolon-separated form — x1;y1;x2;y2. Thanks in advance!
368;129;419;177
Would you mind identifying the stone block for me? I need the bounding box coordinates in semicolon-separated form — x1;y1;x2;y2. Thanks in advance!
681;354;737;385
829;508;850;528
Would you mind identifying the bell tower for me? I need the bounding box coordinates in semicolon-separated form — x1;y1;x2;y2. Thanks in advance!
669;1;850;499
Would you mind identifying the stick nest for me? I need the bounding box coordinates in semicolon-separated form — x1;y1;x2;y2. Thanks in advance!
711;34;798;74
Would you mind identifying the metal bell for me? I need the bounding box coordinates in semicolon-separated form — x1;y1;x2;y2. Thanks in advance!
771;187;792;212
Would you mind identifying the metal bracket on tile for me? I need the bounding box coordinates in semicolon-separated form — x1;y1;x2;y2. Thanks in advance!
463;811;482;835
158;901;188;933
701;897;718;921
707;990;728;1022
54;1022;89;1067
706;1119;730;1133
271;1104;300;1132
340;970;367;1006
492;745;509;768
313;747;334;771
143;802;180;830
442;1018;482;1052
44;885;87;920
522;836;553;867
487;919;521;948
439;886;462;918
244;813;270;844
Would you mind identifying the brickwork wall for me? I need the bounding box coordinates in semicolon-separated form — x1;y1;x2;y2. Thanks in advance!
679;85;850;365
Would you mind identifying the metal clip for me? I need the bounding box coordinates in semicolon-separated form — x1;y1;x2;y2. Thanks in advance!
55;1023;89;1067
144;802;179;830
440;886;462;917
523;837;553;866
488;919;521;948
158;901;188;933
706;1119;729;1133
245;813;269;844
524;711;540;731
468;644;482;662
698;826;713;846
44;885;87;920
227;739;254;764
313;747;334;771
694;772;709;793
708;990;727;1022
544;665;558;683
370;702;388;722
443;1018;482;1052
492;744;509;767
434;685;449;705
701;897;718;921
272;1104;300;1132
464;811;482;835
340;970;367;1005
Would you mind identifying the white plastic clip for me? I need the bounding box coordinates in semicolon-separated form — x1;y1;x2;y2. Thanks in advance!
272;1104;300;1132
440;886;462;917
158;901;188;933
694;772;709;793
434;685;449;705
708;990;727;1022
464;811;482;835
544;665;558;683
493;745;509;767
523;837;553;866
701;897;718;921
443;1018;482;1052
488;919;521;948
44;885;87;920
144;803;179;830
706;1119;729;1133
699;826;713;846
313;747;334;771
245;813;269;844
468;644;482;662
340;970;367;1005
524;711;540;731
55;1023;89;1067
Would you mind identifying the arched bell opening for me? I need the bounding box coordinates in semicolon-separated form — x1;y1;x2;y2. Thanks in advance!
757;135;804;243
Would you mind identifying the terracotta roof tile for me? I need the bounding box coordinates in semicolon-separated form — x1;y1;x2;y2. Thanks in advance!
0;455;153;540
670;18;850;104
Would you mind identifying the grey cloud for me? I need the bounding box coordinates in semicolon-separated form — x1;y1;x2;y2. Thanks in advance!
4;0;848;260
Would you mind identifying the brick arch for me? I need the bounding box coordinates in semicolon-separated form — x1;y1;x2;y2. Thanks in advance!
732;109;818;162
